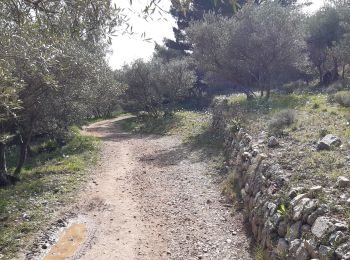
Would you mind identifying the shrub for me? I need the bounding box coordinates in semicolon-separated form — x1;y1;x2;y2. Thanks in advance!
268;109;296;135
327;80;350;94
342;79;350;90
121;58;196;116
277;204;288;217
312;103;320;109
334;91;350;107
327;93;336;103
319;128;330;138
327;81;344;93
254;245;267;260
34;139;59;154
227;118;242;133
281;80;306;94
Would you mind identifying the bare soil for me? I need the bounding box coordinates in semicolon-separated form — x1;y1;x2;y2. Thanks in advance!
30;116;253;260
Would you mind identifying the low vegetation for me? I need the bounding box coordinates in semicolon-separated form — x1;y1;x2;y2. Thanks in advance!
211;87;350;258
334;91;350;107
0;127;98;259
217;91;350;221
268;109;297;136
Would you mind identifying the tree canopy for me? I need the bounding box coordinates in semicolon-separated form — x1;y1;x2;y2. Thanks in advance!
187;2;307;98
0;0;125;184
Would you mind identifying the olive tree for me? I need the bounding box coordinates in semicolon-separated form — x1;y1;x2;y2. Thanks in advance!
187;3;308;99
334;2;350;79
153;58;197;114
0;0;125;180
121;58;196;116
0;59;23;185
121;59;161;116
306;6;343;84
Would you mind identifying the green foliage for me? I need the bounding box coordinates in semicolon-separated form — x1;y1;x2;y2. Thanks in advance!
312;103;320;109
228;118;242;133
188;3;308;98
222;171;239;202
268;109;297;136
302;151;346;178
277;204;288;216
166;0;235;56
254;245;267;260
319;128;330;138
334;91;350;107
121;58;196;115
346;210;350;229
0;0;124;178
306;3;350;84
227;94;307;114
307;6;342;49
281;80;307;94
328;81;347;93
63;127;97;154
0;127;98;259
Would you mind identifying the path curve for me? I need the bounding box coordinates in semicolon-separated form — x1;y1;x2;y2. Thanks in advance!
46;116;253;260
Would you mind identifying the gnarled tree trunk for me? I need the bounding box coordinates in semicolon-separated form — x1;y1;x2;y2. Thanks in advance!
332;58;339;81
14;129;33;177
317;65;323;84
0;142;8;186
265;87;271;100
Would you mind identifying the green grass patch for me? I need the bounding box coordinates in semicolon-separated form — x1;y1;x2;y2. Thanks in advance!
222;170;240;202
226;93;308;114
218;91;350;221
254;245;268;260
220;93;350;138
0;126;99;259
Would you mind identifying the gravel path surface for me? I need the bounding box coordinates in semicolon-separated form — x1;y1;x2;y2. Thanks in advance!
36;116;253;260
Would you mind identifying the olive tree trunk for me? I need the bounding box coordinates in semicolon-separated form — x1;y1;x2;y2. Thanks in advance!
14;129;33;176
0;142;8;186
317;65;323;84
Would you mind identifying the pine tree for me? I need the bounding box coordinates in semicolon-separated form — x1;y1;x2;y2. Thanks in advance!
164;0;298;55
164;0;236;55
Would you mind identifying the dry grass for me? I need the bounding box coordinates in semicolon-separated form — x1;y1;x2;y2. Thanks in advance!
220;92;350;221
0;127;99;259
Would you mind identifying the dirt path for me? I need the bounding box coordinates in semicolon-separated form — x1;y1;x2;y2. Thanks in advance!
40;116;252;260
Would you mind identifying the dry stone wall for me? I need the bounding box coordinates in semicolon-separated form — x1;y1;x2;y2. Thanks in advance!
211;100;350;260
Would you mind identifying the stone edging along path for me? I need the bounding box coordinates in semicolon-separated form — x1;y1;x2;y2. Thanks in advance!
211;102;350;260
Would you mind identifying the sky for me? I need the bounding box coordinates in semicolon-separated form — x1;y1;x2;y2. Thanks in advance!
108;0;175;69
108;0;325;70
302;0;325;13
